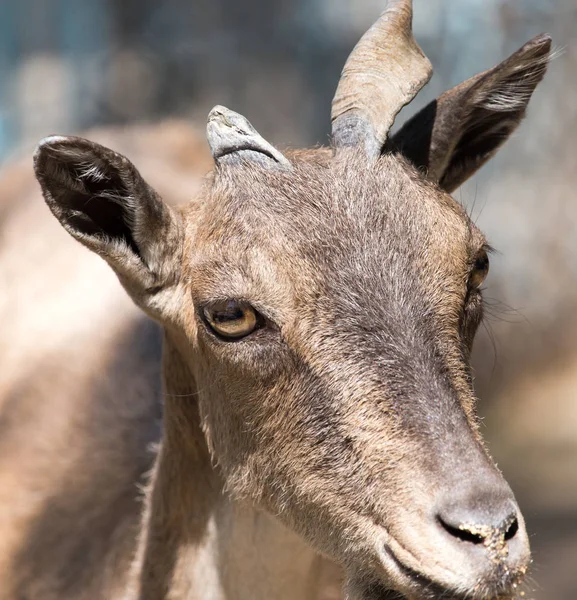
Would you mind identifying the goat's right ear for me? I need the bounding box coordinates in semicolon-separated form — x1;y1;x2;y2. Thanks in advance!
34;136;182;297
390;34;552;193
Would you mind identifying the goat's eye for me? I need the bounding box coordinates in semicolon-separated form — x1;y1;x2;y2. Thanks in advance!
469;249;489;289
202;300;260;340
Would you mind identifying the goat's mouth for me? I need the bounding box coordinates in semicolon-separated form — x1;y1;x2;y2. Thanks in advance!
364;584;516;600
373;546;466;600
361;577;517;600
358;542;521;600
358;580;465;600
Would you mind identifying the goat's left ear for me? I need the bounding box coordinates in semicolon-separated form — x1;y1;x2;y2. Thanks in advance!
391;34;552;193
34;136;182;298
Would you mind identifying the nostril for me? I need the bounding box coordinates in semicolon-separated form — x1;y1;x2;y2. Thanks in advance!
436;503;521;547
504;517;519;541
437;516;485;545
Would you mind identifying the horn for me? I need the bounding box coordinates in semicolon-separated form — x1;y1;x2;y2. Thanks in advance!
331;0;432;157
207;106;291;169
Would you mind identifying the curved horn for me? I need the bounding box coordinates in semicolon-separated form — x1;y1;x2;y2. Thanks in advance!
331;0;432;156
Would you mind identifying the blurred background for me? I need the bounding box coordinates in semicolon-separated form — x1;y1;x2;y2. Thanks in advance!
0;0;576;598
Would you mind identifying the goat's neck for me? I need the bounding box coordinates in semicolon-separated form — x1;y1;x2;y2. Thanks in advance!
128;334;342;600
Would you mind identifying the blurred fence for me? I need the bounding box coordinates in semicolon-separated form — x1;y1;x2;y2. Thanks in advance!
1;0;577;598
1;0;576;156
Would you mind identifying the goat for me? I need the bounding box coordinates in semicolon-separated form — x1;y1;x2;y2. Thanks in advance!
14;1;556;598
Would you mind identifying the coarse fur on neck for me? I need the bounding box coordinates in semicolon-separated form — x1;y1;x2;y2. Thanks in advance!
125;331;342;600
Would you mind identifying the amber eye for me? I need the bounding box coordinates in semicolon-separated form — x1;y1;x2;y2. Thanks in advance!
202;300;260;340
469;249;490;289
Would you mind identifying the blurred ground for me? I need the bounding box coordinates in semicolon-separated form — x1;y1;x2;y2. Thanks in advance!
1;0;576;598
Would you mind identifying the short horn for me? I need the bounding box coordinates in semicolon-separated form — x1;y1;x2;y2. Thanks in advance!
331;0;432;157
207;106;291;169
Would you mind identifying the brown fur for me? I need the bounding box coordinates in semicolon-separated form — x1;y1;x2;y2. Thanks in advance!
2;14;553;600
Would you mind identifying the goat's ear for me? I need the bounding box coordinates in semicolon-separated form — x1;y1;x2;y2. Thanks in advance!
33;136;182;296
390;34;552;193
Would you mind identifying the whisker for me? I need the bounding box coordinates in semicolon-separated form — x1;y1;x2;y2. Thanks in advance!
483;295;530;325
163;380;220;400
481;319;499;376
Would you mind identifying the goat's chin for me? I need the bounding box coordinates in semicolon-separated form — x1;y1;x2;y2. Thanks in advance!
365;588;405;600
354;585;510;600
346;571;518;600
354;584;517;600
345;581;408;600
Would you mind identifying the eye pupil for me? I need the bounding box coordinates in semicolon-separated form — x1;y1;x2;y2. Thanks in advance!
470;249;489;289
212;302;245;323
475;254;488;271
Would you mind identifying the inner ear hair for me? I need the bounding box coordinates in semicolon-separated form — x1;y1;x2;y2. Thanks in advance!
36;138;142;258
34;136;181;290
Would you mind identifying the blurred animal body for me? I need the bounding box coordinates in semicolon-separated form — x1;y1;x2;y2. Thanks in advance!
0;122;209;599
3;1;552;599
